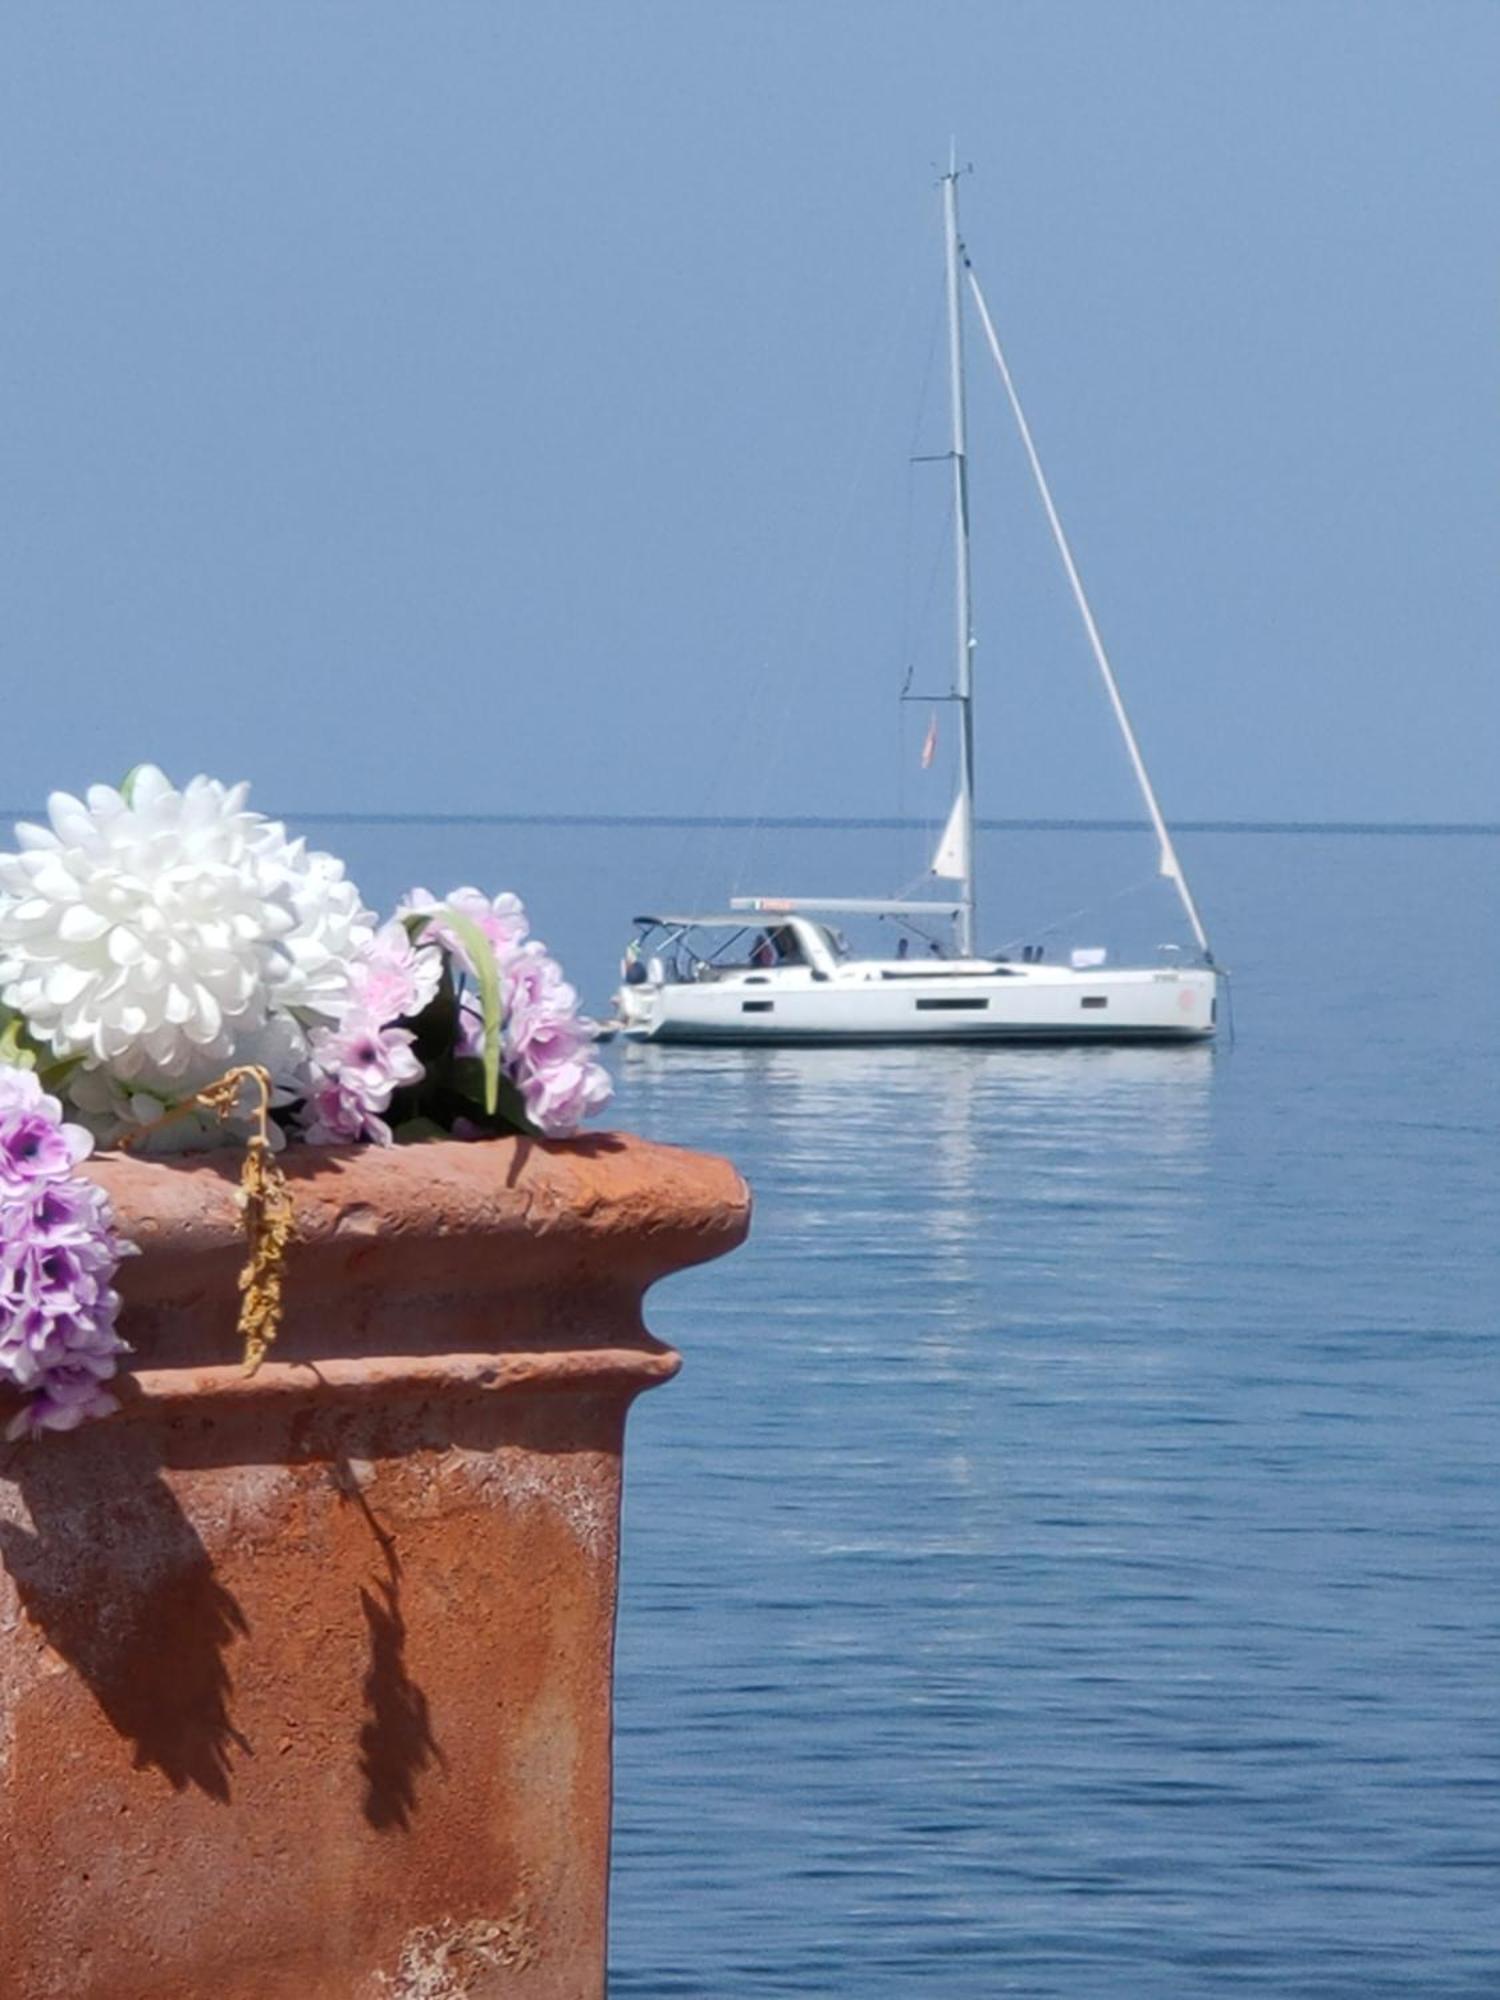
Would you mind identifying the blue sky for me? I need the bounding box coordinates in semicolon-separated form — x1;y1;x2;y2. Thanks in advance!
2;2;1495;825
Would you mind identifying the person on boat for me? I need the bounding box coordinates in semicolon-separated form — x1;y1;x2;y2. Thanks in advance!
896;935;910;959
751;932;776;968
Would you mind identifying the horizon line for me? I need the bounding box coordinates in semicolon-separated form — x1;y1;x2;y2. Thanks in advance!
0;809;1495;838
194;810;1500;838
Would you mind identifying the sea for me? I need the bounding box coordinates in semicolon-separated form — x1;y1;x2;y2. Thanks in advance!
283;818;1500;1994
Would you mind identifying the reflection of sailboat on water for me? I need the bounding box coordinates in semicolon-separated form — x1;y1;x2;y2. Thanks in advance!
615;157;1218;1047
624;1038;1213;1167
622;1037;1213;1286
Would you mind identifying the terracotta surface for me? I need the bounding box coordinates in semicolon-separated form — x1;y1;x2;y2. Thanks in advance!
0;1135;749;2000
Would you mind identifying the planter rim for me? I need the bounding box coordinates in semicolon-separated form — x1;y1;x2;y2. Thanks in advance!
84;1130;748;1277
1;1131;748;1438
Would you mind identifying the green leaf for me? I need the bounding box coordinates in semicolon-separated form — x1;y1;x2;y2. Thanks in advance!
36;1053;84;1092
447;1056;488;1105
0;1010;36;1070
489;1072;538;1137
444;1061;539;1139
416;905;504;1117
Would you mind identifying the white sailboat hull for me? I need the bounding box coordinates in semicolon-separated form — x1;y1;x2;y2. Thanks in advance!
615;961;1216;1045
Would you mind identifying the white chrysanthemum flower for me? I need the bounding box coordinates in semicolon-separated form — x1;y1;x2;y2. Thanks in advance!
66;1012;312;1152
254;830;374;1020
0;767;374;1119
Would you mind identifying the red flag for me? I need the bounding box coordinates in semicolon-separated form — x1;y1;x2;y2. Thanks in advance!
920;710;938;769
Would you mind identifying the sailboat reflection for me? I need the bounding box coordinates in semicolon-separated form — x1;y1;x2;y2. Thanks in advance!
616;1039;1217;1560
619;1038;1214;1213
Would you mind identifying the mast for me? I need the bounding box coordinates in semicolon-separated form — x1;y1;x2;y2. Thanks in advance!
941;151;978;957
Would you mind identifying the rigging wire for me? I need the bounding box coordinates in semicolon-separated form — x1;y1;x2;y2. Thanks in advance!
962;256;1215;963
897;265;971;891
987;870;1161;958
896;495;956;872
895;289;945;842
898;285;947;677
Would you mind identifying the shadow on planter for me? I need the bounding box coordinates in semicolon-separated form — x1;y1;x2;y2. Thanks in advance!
0;1430;470;1828
0;1430;250;1800
0;1392;631;1820
344;1466;446;1831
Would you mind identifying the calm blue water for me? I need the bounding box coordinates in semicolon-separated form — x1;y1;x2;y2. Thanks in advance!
359;820;1499;1994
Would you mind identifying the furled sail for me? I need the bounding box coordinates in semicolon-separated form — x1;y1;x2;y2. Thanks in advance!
931;795;969;881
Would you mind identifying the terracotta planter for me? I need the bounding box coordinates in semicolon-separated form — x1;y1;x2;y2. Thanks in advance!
0;1135;748;2000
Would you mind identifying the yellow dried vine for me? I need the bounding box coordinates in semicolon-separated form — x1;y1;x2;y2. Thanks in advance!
123;1064;294;1375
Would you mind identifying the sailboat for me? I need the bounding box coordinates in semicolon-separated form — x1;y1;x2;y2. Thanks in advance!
613;161;1218;1046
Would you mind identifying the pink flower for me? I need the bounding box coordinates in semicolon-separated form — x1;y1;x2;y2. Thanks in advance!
400;885;612;1140
498;943;612;1137
295;921;437;1149
327;1012;421;1097
520;1051;614;1137
347;921;442;1024
399;886;529;972
299;1012;423;1147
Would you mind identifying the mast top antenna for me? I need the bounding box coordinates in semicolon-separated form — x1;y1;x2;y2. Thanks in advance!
938;140;971;184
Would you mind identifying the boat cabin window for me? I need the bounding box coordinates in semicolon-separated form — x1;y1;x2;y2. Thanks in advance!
748;926;803;967
752;923;837;968
630;916;849;983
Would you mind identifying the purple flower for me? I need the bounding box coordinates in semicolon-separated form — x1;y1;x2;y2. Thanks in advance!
21;1177;118;1246
5;1367;119;1439
300;1012;423;1148
0;1067;91;1189
1;1063;131;1438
